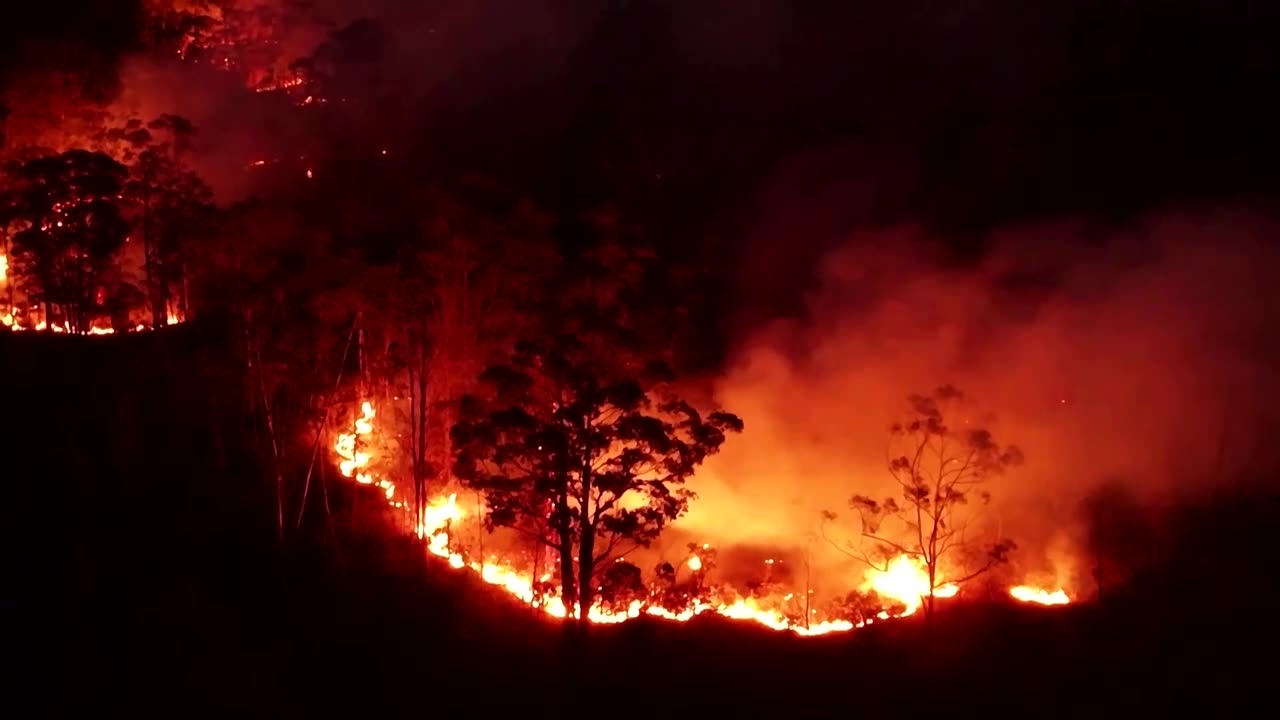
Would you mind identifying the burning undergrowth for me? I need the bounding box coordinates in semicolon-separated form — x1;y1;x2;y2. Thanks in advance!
330;393;1072;638
684;208;1280;609
315;207;1280;637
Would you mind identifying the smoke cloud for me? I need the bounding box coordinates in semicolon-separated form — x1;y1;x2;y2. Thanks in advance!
46;0;1276;594
677;207;1280;591
103;0;599;201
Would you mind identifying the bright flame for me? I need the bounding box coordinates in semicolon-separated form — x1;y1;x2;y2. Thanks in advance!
1009;586;1071;606
334;402;376;481
0;283;183;335
331;397;1073;637
860;555;960;617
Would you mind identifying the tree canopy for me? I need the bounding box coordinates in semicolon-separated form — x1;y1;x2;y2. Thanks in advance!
1;149;130;332
827;385;1023;619
452;312;742;623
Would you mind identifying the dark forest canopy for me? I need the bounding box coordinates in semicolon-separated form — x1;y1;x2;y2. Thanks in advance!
5;1;1278;223
2;0;1279;355
4;4;1280;711
0;1;146;97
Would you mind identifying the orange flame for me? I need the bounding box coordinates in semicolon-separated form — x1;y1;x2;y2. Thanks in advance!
333;399;1072;636
861;555;960;617
1009;586;1071;605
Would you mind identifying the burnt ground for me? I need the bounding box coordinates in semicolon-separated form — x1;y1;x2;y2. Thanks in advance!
3;322;1276;715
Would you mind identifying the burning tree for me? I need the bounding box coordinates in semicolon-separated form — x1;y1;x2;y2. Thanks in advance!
0;149;130;332
451;334;742;627
399;197;558;532
111;114;214;326
595;560;647;614
829;385;1022;619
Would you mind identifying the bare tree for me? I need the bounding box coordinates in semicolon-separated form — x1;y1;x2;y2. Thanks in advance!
826;385;1022;620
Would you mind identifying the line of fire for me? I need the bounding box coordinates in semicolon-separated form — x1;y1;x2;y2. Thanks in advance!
5;1;1278;713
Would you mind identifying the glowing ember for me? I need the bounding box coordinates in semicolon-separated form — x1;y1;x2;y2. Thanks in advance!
332;397;1074;636
1009;586;1071;605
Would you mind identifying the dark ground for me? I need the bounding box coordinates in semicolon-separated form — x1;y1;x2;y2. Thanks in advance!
3;322;1275;716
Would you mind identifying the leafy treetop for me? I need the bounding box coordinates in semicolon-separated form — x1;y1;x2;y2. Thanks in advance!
452;329;742;622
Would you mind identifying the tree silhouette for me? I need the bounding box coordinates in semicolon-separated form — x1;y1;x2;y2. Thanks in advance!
451;334;742;627
826;385;1022;620
596;559;646;614
1;149;130;332
111;114;213;326
401;196;558;530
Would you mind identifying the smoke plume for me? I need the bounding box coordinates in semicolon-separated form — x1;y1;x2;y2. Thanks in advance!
678;207;1280;591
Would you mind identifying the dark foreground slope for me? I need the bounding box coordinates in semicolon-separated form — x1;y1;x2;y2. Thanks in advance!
3;324;1277;715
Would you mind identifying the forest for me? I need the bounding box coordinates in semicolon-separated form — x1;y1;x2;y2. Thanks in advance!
5;1;1280;714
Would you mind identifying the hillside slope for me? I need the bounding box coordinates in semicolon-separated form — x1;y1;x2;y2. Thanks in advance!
2;323;1275;714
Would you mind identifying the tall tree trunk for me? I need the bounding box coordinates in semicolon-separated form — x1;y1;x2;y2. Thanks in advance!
416;324;428;525
4;230;14;313
576;441;595;629
180;262;190;321
352;310;365;529
577;528;595;629
925;562;937;624
407;329;421;529
143;195;167;329
556;476;576;619
408;324;431;532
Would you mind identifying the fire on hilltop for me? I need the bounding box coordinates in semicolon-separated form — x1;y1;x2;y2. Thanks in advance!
332;399;1073;636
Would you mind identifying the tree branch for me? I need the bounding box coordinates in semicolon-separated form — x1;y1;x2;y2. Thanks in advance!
592;534;629;568
504;522;559;551
946;557;1001;586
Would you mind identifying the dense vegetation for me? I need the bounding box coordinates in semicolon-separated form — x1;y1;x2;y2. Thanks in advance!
4;325;1275;713
5;2;1280;713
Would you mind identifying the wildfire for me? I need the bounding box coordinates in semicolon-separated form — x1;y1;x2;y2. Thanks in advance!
254;77;304;94
1009;586;1071;606
334;401;377;484
332;399;1073;637
1;303;184;335
861;555;960;617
